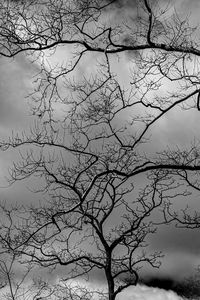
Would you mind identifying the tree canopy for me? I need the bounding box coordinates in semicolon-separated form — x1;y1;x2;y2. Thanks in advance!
0;0;200;299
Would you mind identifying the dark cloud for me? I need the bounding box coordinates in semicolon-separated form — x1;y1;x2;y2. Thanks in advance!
142;276;177;291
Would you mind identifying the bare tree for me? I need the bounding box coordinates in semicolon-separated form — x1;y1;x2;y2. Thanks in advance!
0;204;57;300
1;0;200;299
0;251;37;300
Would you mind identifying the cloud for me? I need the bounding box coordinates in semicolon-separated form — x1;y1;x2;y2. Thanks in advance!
109;0;137;9
0;53;40;202
145;224;200;279
0;54;38;133
118;285;183;300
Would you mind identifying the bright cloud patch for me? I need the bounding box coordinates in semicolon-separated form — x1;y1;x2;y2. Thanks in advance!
117;285;183;300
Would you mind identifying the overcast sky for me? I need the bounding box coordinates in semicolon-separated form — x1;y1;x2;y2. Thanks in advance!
1;0;200;287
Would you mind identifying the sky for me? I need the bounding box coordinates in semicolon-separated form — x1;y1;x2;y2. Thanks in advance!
1;0;200;298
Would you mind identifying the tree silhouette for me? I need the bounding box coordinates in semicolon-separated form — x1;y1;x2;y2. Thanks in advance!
0;0;200;299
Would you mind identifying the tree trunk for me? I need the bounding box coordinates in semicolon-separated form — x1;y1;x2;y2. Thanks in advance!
105;266;116;300
108;283;115;300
